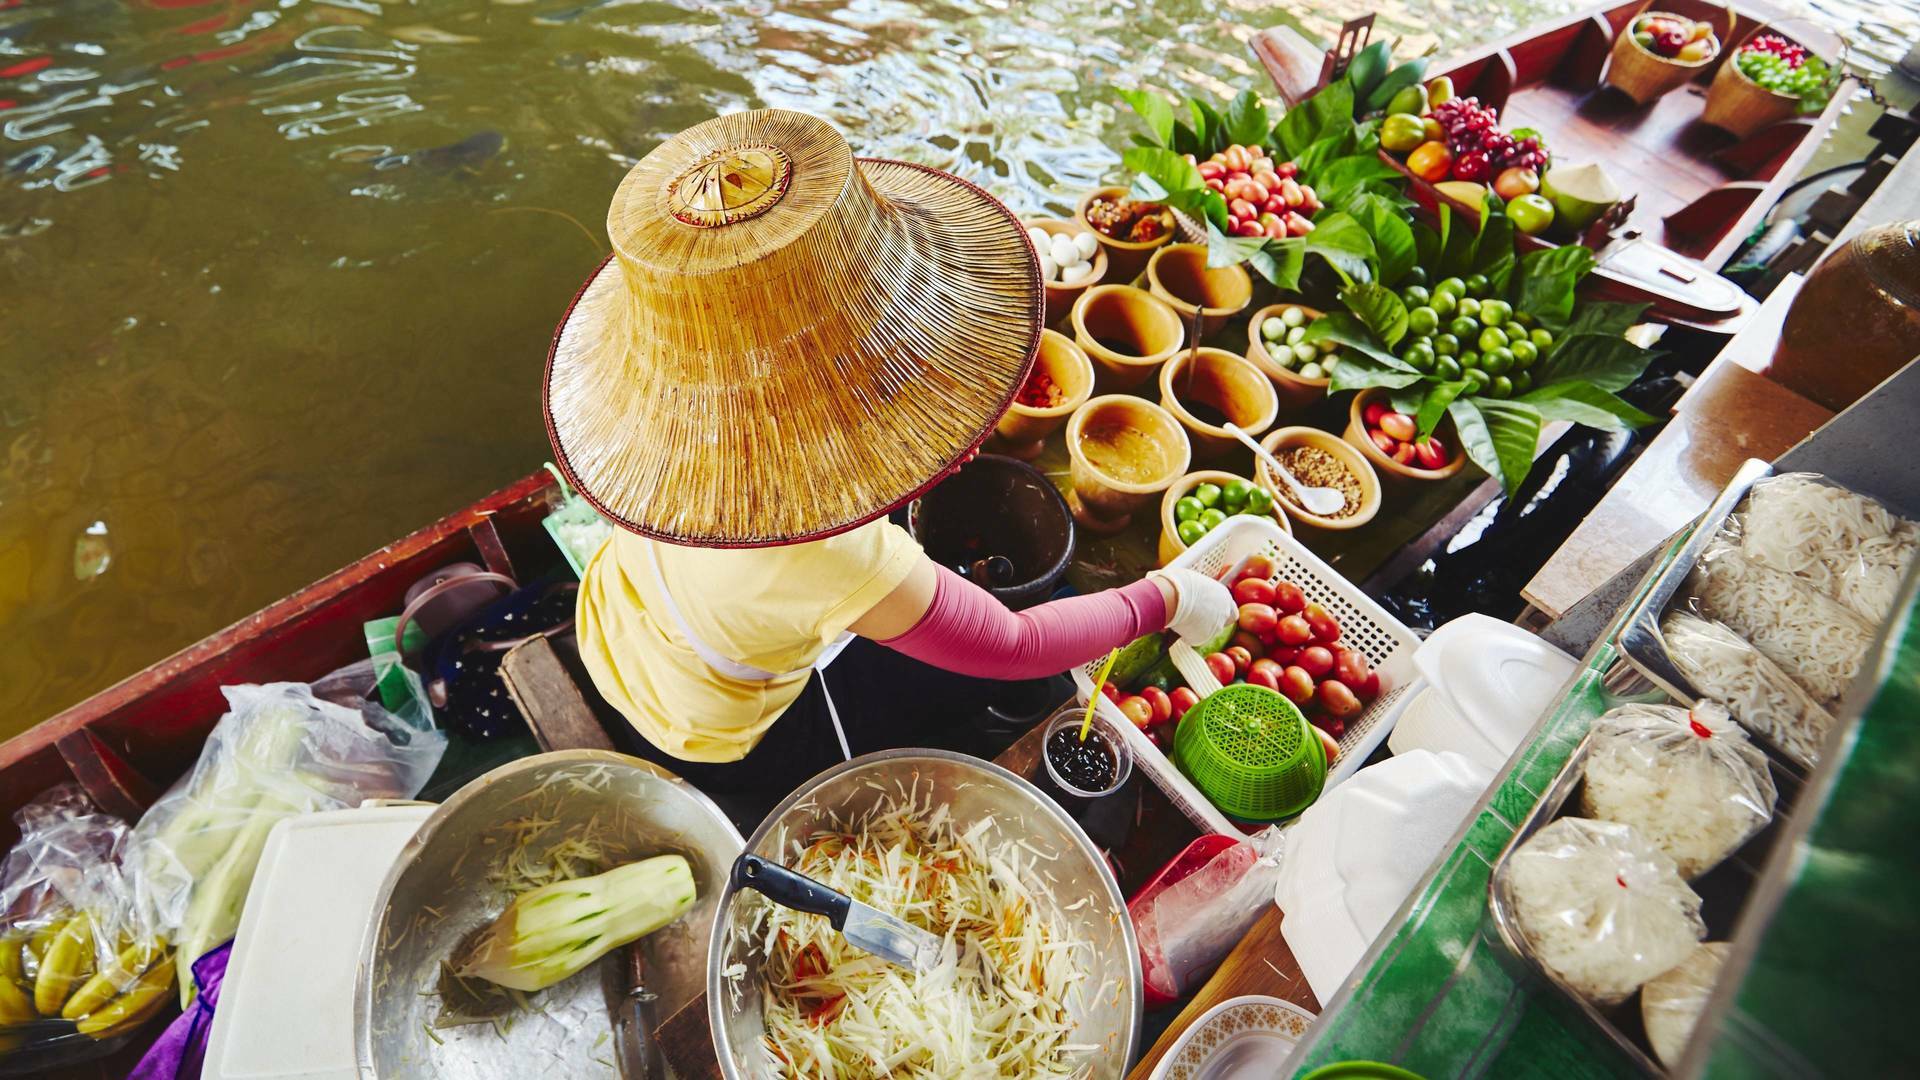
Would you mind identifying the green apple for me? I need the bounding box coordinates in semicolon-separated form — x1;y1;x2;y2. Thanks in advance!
1508;193;1556;236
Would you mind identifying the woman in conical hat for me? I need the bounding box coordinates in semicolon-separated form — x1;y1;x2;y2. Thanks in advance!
547;109;1233;799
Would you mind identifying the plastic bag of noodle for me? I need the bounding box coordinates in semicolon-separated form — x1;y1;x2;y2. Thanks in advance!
1683;531;1874;708
1737;472;1919;626
1580;702;1776;879
1500;817;1705;1007
1660;611;1833;768
1642;941;1729;1068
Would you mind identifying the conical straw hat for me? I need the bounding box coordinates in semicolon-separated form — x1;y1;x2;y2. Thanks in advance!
543;108;1043;547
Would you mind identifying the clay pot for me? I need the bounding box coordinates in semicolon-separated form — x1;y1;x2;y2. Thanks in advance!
908;455;1075;610
1072;285;1186;391
994;329;1095;460
1147;243;1253;340
1245;302;1334;412
1158;469;1291;566
1256;426;1381;532
1023;218;1109;327
1076;186;1174;282
1065;395;1192;535
1157;347;1279;460
1342;388;1469;484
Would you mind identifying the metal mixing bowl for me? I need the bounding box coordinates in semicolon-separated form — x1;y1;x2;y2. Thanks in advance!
356;750;743;1079
706;749;1142;1079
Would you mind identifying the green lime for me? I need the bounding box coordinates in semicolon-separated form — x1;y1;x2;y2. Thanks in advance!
1448;316;1479;340
1407;306;1439;337
1465;367;1491;392
1480;299;1511;326
1515;311;1534;327
1435;356;1464;380
1483;346;1513;375
1244;486;1274;515
1489;374;1513;398
1402;285;1432;309
1478;326;1508;352
1433;332;1459;357
1176;519;1207;545
1510;339;1537;368
1459;349;1482;370
1221;478;1252;511
1464;273;1490;296
1530;328;1555;349
1456;296;1481;319
1431;290;1458;317
1174;496;1204;523
1404;341;1436;370
1403;265;1429;286
1199;508;1228;530
1193;482;1222;509
1435;276;1466;298
1510;370;1532;393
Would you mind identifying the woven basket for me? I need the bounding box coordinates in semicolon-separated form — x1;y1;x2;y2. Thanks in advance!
1604;2;1733;104
1701;26;1842;138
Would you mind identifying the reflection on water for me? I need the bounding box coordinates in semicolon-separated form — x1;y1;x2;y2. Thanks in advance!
2;0;1916;732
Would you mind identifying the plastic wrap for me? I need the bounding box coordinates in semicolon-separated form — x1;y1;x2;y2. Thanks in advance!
1579;702;1775;879
0;786;174;1071
1738;472;1919;626
128;683;445;1008
1684;531;1874;707
1502;817;1705;1007
1133;830;1282;1001
1641;941;1728;1068
1660;611;1833;768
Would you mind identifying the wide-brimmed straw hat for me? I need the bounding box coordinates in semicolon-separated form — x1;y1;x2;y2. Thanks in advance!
543;108;1043;547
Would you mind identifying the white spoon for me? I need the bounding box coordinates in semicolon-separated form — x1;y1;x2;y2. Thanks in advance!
1223;422;1346;517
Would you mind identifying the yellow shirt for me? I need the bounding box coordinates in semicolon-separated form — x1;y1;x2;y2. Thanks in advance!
575;519;923;762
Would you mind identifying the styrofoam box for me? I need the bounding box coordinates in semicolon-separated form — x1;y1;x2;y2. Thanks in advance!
1070;516;1421;833
205;804;433;1080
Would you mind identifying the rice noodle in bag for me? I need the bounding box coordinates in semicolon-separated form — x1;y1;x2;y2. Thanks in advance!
1642;941;1729;1068
1502;817;1705;1007
1684;532;1874;707
1660;611;1833;768
1738;472;1919;626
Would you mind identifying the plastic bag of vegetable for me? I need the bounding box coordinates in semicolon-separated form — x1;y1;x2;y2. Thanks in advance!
0;786;175;1072
1659;611;1833;768
127;682;446;1008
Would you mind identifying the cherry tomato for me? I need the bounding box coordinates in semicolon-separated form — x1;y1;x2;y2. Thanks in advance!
1276;614;1314;646
1297;645;1335;679
1278;665;1315;705
1099;680;1122;703
1150;725;1174;752
1237;554;1276;581
1232;577;1277;607
1357;670;1382;701
1334;647;1371;689
1414;438;1450;471
1139;685;1173;726
1302;603;1341;644
1317;679;1361;718
1238;603;1279;637
1246;658;1281;691
1204;652;1236;685
1169;686;1200;720
1272;580;1307;615
1225;646;1253;677
1379;412;1417;442
1231;631;1267;659
1118;695;1154;729
1392;441;1417;466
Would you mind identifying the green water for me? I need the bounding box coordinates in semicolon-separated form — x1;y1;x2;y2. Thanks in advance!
3;0;1916;733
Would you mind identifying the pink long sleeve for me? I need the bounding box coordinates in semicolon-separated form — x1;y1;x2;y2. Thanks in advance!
876;566;1168;680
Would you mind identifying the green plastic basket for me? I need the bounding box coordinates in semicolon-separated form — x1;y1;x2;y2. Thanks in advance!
1172;683;1327;822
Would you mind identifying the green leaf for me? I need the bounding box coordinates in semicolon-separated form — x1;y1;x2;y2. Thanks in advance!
1206;220;1268;268
1275;81;1354;159
1562;301;1650;340
1329;351;1428;391
1472;209;1514;277
1117;88;1176;148
1308;152;1400;196
1293;131;1356;179
1248;238;1306;291
1190;98;1226;155
1302;211;1376;284
1303;311;1414;370
1517;381;1660;431
1534;333;1659;392
1223;90;1272;148
1170;120;1201;156
1365;57;1431;111
1448;397;1542;498
1389;384;1427;415
1124;146;1203;194
1437;203;1477;279
1483;251;1516;296
1347;192;1416;286
1511;245;1597;329
1412;220;1441;271
1417;380;1471;440
1346;40;1393;100
1127;157;1229;233
1340;281;1410;348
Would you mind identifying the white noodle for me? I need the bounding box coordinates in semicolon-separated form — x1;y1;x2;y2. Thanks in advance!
1738;473;1918;625
1687;540;1873;707
1661;612;1833;768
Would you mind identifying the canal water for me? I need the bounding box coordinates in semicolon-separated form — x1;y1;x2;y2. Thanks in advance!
3;0;1916;732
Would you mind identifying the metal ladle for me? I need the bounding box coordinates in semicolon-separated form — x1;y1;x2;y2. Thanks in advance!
1223;422;1346;517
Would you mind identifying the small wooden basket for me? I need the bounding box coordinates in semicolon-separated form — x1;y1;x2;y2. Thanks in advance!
1603;2;1733;104
1701;26;1842;138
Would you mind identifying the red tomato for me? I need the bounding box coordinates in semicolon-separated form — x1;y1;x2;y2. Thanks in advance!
1204;652;1236;685
1222;144;1251;172
1379;412;1417;442
1303;603;1341;644
1232;577;1276;607
1298;645;1335;678
1118;695;1154;729
1393;441;1418;466
1237;554;1276;581
1317;679;1361;718
1197;160;1225;181
1363;400;1389;428
1238;602;1279;636
1357;670;1382;701
1334;647;1371;689
1150;725;1174;752
1225;646;1253;677
1099;680;1122;703
1315;716;1346;740
1278;665;1315;705
1414;438;1449;470
1276;614;1314;646
1369;428;1398;455
1245;659;1281;691
1139;685;1173;726
1272;580;1307;615
1274;160;1299;179
1170;686;1200;720
1230;631;1267;659
1269;644;1301;666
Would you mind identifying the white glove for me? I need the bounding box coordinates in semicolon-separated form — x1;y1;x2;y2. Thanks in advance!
1149;567;1238;646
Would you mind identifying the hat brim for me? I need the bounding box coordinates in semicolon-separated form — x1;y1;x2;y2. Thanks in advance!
543;158;1042;548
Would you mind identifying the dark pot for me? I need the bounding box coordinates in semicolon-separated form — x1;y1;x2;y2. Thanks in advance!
909;455;1075;610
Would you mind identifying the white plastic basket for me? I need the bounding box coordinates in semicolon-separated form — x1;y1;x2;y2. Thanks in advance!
1069;515;1421;833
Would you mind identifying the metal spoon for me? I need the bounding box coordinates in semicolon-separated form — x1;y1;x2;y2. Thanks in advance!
1223;422;1346;517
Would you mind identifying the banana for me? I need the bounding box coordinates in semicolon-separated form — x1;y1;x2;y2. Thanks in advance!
31;913;93;1017
0;935;34;1025
76;954;175;1041
61;937;166;1022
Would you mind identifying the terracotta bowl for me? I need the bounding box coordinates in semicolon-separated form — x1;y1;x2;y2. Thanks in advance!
1065;395;1192;535
1245;302;1334;412
1256;426;1382;532
1157;469;1291;566
1147;243;1253;341
1157;347;1279;460
1343;388;1469;484
1071;284;1185;391
1076;186;1174;283
993;329;1095;461
1023;217;1109;328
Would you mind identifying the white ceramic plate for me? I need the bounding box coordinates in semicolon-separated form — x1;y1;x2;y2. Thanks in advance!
1149;994;1317;1080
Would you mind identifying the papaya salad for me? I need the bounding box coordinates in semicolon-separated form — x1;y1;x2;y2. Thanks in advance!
738;793;1096;1078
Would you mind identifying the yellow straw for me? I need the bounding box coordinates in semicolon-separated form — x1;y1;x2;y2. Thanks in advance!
1080;648;1120;742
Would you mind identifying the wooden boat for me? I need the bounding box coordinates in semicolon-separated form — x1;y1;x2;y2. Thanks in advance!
1253;1;1853;328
